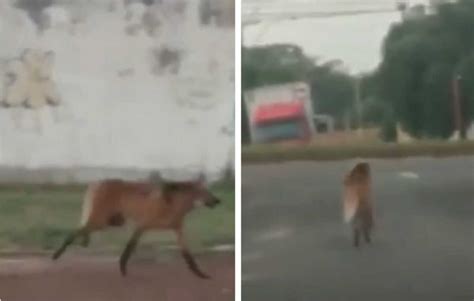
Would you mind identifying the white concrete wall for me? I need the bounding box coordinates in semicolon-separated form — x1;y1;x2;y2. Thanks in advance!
0;0;234;175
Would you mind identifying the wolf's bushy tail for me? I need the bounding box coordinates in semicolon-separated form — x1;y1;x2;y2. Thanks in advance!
343;185;358;223
79;183;97;227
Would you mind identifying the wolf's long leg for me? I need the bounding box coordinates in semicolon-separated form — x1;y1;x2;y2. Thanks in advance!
119;228;144;276
52;227;88;260
363;228;371;244
353;228;360;248
176;226;210;279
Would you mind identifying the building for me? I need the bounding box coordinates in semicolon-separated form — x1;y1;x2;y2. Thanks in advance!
0;0;233;175
244;82;316;144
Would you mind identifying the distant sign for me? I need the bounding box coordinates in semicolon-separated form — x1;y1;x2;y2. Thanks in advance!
244;82;315;143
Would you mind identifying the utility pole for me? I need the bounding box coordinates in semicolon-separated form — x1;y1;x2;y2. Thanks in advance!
354;75;363;136
452;74;465;140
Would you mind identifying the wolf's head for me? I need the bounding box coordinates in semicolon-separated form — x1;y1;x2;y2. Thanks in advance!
162;174;222;208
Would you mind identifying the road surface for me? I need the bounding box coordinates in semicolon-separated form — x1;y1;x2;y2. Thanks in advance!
242;157;474;301
0;253;234;301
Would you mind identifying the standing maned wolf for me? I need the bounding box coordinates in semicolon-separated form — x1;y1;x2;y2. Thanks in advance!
52;176;221;278
342;162;374;247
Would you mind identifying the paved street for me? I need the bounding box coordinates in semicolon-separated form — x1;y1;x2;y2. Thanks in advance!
243;157;474;301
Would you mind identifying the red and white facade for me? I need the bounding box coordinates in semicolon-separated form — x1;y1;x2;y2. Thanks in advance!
244;82;316;144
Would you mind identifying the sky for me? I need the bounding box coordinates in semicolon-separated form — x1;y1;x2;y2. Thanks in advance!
243;0;431;74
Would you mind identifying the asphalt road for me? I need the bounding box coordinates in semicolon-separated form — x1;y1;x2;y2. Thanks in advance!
242;157;474;301
0;253;234;301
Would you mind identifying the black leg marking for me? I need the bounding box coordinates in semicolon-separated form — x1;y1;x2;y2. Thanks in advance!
176;227;210;279
363;228;371;244
119;229;143;276
52;228;87;260
353;228;360;248
181;250;210;279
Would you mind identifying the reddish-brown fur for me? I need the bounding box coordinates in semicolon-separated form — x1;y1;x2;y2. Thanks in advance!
343;162;374;247
82;180;199;230
52;178;221;278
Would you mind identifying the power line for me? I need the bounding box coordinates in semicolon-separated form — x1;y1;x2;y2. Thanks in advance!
247;8;399;18
242;0;411;25
243;0;403;4
243;7;400;26
242;0;403;11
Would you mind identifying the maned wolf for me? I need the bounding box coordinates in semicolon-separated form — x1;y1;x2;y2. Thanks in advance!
52;176;221;278
342;162;374;247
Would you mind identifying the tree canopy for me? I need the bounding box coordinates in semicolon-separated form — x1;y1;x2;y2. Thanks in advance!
374;0;474;138
243;0;474;142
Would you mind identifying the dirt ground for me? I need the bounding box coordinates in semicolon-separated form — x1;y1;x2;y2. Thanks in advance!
0;253;234;301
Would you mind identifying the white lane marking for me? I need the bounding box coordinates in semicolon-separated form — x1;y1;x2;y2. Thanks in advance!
254;226;293;242
210;244;234;252
398;171;420;179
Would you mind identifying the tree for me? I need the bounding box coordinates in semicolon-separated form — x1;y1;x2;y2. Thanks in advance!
308;61;354;127
457;53;474;124
374;0;474;138
242;44;313;88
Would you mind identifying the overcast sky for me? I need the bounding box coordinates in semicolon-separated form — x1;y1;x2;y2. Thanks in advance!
243;0;430;74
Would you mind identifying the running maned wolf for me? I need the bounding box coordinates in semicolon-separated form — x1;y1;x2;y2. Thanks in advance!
52;176;221;278
343;162;374;247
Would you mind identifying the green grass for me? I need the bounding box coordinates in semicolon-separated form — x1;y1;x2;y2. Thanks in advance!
0;182;234;254
242;140;474;163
